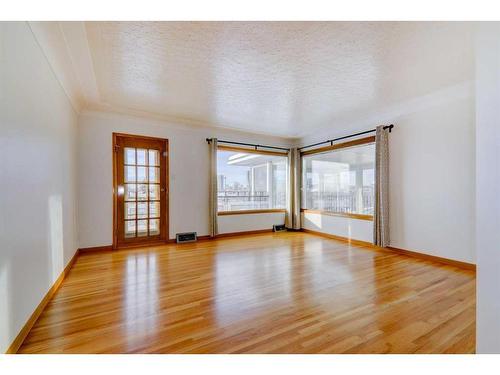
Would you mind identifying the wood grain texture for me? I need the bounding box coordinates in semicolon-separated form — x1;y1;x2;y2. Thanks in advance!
18;232;475;354
6;249;80;354
302;229;476;271
79;245;113;253
387;246;476;272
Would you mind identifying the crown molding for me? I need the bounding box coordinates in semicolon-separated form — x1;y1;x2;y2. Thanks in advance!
82;102;300;142
28;21;100;114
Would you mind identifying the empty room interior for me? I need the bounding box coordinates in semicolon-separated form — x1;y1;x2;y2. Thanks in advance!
2;20;500;355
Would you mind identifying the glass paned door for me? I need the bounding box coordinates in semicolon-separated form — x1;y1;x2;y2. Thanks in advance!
114;134;168;248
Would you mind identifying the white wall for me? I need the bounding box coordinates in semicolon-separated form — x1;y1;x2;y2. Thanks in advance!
302;213;372;243
218;213;285;234
298;82;476;264
0;23;79;353
475;23;500;354
78;110;291;247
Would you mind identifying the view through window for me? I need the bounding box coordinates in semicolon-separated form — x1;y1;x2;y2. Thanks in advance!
217;149;287;211
302;143;375;215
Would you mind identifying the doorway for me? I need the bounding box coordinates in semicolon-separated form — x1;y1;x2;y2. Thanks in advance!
113;133;169;248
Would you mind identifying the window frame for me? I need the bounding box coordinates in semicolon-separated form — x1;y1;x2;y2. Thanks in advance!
216;145;288;215
300;136;375;221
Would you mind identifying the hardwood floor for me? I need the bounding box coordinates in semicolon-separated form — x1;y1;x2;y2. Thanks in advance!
18;232;476;354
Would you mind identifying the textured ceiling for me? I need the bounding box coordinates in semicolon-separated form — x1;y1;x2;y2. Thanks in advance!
83;22;474;138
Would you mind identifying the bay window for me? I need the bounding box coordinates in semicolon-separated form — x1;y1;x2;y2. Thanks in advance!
301;140;375;218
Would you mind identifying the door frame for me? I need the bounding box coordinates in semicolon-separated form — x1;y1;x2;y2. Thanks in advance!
112;132;169;249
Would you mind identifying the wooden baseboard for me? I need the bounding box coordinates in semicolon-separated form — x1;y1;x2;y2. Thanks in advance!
387;246;476;271
79;245;113;253
301;228;476;272
6;249;80;354
215;229;274;238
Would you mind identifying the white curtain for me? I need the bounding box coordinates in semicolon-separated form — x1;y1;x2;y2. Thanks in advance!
209;138;218;237
286;147;301;230
373;126;390;247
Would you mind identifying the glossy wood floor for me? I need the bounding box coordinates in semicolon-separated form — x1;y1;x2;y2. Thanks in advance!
19;232;476;354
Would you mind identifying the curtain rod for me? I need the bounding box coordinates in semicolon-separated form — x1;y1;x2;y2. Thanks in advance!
298;124;394;151
206;138;290;152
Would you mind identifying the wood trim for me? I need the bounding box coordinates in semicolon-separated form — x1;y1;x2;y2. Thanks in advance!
301;229;476;271
215;229;274;238
301;209;373;221
218;209;286;216
79;245;113;253
112;132;169;142
300;136;375;156
387;246;476;271
6;249;80;354
217;145;288;157
112;133;118;248
112;240;170;250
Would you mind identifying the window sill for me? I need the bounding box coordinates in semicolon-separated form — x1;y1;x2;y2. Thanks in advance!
300;209;373;221
218;209;286;216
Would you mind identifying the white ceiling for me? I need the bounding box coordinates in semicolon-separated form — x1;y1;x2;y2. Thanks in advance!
32;21;475;138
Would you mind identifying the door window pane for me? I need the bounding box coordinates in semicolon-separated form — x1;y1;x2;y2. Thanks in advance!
149;219;160;235
124;148;136;165
137;149;147;166
137;184;148;200
125;202;136;220
137;202;148;219
137;220;148;236
125;220;136;238
149;201;160;218
125;184;136;201
137;166;148;182
125;166;136;182
149;167;160;183
149;150;160;166
149;184;160;200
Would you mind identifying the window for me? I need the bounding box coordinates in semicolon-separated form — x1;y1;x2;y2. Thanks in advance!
217;148;287;212
301;142;375;216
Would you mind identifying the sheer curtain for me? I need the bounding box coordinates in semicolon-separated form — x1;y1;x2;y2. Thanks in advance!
208;138;218;237
373;126;390;247
286;147;301;230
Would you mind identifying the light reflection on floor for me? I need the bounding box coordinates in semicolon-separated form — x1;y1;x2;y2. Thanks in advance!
124;252;158;349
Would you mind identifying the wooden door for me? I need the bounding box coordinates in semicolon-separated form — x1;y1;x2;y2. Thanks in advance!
113;133;168;248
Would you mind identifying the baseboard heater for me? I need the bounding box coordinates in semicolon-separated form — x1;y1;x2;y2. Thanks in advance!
273;224;287;232
176;232;198;243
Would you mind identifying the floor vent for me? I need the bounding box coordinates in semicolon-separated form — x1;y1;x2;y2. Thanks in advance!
273;224;287;232
176;232;197;243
